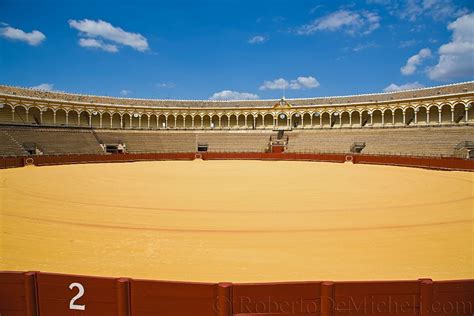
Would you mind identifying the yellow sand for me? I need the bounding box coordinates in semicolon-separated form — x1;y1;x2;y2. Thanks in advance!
0;160;473;282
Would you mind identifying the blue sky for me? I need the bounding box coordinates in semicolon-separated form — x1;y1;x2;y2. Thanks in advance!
0;0;473;100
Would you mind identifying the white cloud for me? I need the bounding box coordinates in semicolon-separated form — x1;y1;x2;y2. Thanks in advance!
209;90;259;100
383;81;424;92
428;13;474;81
156;82;176;89
68;19;149;52
248;35;266;44
352;42;378;52
368;0;468;22
78;38;118;52
0;25;45;46
259;76;320;90
31;83;54;91
120;89;131;96
401;48;432;75
297;10;380;35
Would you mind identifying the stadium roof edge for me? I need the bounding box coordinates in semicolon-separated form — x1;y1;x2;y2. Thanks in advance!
0;81;473;103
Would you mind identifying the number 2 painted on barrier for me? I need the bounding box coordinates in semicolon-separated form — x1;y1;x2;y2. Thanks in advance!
69;282;86;311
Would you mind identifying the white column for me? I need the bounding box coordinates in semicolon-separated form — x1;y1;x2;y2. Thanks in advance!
381;112;384;126
65;112;69;126
89;114;92;127
138;116;142;128
11;109;15;122
120;115;123;129
129;115;132;128
466;107;469;123
427;110;430;124
99;113;102;128
165;116;169;129
349;113;352;127
110;115;113;128
26;109;29;123
414;110;418;124
402;111;406;125
438;110;442;124
451;109;454;123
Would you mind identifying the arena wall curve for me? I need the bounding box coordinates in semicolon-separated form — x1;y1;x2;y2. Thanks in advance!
1;271;472;316
1;152;473;171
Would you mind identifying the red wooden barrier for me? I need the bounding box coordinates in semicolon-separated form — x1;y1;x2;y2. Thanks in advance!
232;282;322;315
431;280;474;316
130;279;220;316
333;281;420;316
36;272;129;316
0;271;37;316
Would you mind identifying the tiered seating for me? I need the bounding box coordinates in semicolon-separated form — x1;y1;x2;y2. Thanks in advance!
1;126;103;155
0;131;27;156
95;130;196;152
197;132;271;152
287;126;474;156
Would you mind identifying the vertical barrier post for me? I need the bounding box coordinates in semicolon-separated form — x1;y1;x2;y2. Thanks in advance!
321;281;334;316
24;271;38;316
419;279;433;316
217;282;232;316
117;278;130;316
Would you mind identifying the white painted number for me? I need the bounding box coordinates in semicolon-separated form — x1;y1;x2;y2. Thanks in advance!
69;282;86;311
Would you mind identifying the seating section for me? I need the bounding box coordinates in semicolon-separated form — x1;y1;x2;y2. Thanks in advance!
96;131;196;153
0;124;473;157
287;126;474;156
0;131;27;156
197;132;270;152
1;126;104;155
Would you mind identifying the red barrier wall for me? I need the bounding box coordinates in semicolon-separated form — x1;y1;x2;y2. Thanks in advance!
1;152;473;171
1;272;472;316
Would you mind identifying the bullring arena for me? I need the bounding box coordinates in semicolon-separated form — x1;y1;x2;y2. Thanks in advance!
0;83;473;315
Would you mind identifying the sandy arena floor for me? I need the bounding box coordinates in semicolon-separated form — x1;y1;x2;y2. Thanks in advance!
0;160;473;282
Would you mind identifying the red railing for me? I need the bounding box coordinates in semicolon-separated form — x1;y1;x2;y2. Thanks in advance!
1;271;472;316
0;152;473;171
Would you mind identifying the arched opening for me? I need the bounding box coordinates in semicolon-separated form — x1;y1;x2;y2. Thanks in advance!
129;113;139;128
13;105;28;124
350;111;360;127
321;112;330;128
183;115;192;129
372;110;383;126
111;113;121;128
67;110;79;126
263;114;273;128
440;104;452;124
428;106;439;124
158;115;166;129
416;107;428;125
277;113;287;127
41;109;54;125
202;115;211;129
167;115;175;129
302;113;311;128
220;115;229;129
405;107;415;125
176;115;185;129
340;112;350;127
149;114;158;129
28;107;41;125
468;103;474;123
255;114;264;128
383;109;392;126
393;108;404;125
453;103;465;123
229;115;237;128
0;103;13;123
361;111;370;126
101;112;111;128
313;113;321;127
91;112;100;128
80;111;91;127
194;115;202;129
331;113;340;128
246;114;255;129
121;113;131;129
141;114;150;129
236;114;245;128
291;113;301;128
55;109;67;126
210;115;219;129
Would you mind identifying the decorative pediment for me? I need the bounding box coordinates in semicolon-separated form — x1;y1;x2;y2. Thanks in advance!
273;98;292;109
